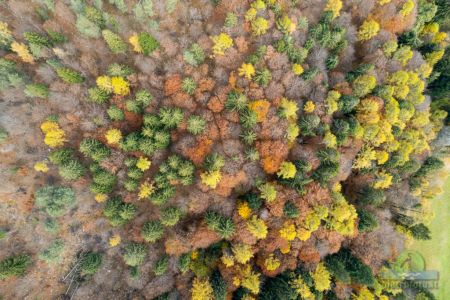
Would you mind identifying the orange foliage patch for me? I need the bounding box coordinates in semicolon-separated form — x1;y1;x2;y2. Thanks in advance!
198;78;215;92
248;100;270;122
207;96;225;113
164;74;182;96
165;235;191;256
184;137;213;165
257;140;289;174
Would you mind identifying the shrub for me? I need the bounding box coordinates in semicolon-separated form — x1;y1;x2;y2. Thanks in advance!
161;207;182;227
39;239;64;264
187;115;206;135
102;30;127;54
56;67;84;84
123;243;147;267
153;255;169;276
35;185;76;217
80;252;102;276
0;254;31;280
138;32;159;55
0;127;8;143
357;209;379;232
25;83;49;98
141;220;164;242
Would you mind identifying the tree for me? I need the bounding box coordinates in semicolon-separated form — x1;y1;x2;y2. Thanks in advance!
410;223;431;240
79;138;110;162
88;87;110;104
358;186;386;206
35;185;76;217
330;249;375;286
39;239;64;264
183;43;205;66
246;216;268;240
232;243;253;264
182;77;197;95
0;255;31;280
56;67;84;84
138;32;159;55
25;83;49;98
123;243;147;267
141;220;164;242
103;196;136;226
211;33;233;56
277;161;296;179
187;115;206;135
102;30;127;54
357;209;379;232
161;207;182;227
352;75;377;98
191;277;213;300
251;17;269;36
210;270;227;300
11;42;34;64
80;252;102;276
238;63;255;80
153;255;169;276
357;20;380;41
311;262;331;292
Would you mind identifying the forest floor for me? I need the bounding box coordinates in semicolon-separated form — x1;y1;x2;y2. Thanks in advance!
409;158;450;299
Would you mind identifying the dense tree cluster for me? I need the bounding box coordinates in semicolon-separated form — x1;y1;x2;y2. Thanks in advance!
0;0;448;299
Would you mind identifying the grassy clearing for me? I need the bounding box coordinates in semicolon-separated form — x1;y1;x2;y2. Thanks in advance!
409;173;450;298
